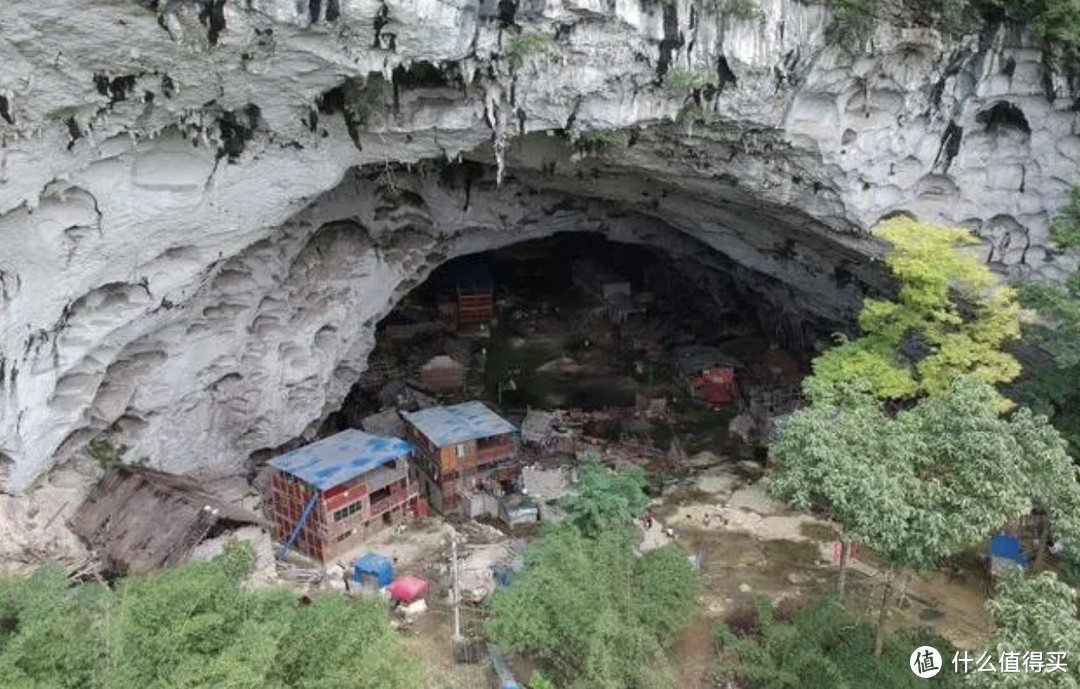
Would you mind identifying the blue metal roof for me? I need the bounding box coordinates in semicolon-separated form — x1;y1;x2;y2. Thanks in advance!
402;401;517;446
268;429;412;490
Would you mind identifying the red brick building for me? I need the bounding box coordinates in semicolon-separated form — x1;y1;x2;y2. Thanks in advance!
402;402;518;514
268;429;423;562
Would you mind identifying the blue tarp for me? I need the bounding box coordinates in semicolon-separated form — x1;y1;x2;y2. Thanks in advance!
402;401;517;447
268;429;412;490
448;260;494;291
990;533;1027;565
353;552;394;587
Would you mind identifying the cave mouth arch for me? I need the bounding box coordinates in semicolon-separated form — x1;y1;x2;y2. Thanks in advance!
23;159;879;493
202;157;880;479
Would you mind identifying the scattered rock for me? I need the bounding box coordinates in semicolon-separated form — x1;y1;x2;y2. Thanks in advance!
739;583;752;593
728;413;756;445
728;484;784;516
736;460;764;477
686;450;724;469
695;466;741;495
735;547;767;567
786;572;809;585
188;524;277;588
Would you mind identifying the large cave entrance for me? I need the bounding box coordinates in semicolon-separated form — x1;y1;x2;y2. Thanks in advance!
321;229;813;463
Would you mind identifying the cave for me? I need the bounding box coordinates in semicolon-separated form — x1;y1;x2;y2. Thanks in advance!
321;231;815;444
212;151;882;473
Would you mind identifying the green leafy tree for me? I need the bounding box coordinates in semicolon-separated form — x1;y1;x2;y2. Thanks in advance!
487;526;696;689
0;542;422;689
968;570;1080;688
560;452;649;537
805;218;1024;408
490;460;697;689
1013;182;1080;456
770;377;1080;655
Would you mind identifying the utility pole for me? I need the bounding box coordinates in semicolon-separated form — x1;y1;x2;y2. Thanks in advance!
451;535;462;641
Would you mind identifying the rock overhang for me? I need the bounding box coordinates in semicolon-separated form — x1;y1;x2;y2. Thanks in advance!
1;0;1078;491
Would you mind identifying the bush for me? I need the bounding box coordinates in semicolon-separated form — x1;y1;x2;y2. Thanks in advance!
713;596;963;688
575;129;631;155
0;542;421;689
506;31;555;70
663;67;719;94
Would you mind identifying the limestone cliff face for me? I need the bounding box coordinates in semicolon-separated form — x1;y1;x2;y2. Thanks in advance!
0;0;1078;492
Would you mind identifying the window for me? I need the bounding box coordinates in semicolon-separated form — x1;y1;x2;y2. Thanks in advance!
333;500;364;522
455;443;467;458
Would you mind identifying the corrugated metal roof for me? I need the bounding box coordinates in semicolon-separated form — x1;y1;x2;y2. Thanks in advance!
268;429;412;490
403;401;517;446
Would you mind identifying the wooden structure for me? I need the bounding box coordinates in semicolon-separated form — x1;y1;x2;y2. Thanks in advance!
268;429;424;562
671;345;741;405
70;466;260;575
418;355;467;392
447;260;496;326
402;401;518;514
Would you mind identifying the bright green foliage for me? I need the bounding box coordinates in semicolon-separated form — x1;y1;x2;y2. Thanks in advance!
770;377;1080;572
560;452;649;537
528;671;558;689
968;570;1080;688
663;67;719;94
490;460;697;689
0;542;421;689
713;596;962;688
805;218;1023;407
487;526;697;689
506;31;555;70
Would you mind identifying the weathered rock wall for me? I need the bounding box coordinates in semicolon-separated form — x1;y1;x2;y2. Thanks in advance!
1;0;1078;491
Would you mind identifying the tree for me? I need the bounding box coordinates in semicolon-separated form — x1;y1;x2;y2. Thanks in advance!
1013;182;1080;456
770;377;1080;655
805;218;1023;408
488;460;698;689
487;526;694;689
968;570;1080;688
560;452;649;537
0;542;422;689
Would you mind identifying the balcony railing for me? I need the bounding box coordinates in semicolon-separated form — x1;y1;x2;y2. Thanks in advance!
477;442;515;464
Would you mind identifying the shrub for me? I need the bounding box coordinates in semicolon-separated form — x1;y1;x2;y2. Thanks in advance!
506;31;555;70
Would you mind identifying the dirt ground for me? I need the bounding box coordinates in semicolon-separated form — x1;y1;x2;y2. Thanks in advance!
651;482;995;688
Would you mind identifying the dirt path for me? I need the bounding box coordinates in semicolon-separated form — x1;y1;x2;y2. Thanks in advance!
653;481;996;681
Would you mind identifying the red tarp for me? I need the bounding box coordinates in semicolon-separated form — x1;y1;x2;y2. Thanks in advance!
387;576;429;603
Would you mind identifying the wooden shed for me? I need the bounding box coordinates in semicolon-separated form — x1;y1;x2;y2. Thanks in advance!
70;466;260;575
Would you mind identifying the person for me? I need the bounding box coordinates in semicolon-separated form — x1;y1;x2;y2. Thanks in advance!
644;511;654;529
704;513;712;528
